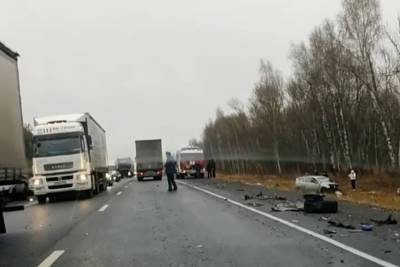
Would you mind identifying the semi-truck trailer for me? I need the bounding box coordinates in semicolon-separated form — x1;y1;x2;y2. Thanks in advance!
135;139;163;181
0;41;29;233
29;113;108;203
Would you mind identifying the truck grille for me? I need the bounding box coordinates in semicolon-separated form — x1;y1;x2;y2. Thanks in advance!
46;175;73;182
48;184;73;189
44;162;73;171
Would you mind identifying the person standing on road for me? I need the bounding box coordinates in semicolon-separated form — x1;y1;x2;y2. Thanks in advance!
348;169;356;190
206;160;212;178
165;152;178;192
210;159;216;178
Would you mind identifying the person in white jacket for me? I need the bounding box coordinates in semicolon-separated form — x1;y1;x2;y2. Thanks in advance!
349;169;356;190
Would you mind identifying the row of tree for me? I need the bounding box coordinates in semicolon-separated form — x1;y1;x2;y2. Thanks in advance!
201;0;400;175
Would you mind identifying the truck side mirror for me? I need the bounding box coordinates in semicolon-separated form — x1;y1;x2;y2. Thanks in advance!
87;135;93;149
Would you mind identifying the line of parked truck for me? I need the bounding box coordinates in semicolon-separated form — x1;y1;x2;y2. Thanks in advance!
0;41;208;233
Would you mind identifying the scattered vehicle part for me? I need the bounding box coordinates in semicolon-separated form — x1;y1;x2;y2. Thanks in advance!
323;229;337;235
370;214;397;225
291;220;299;223
304;199;338;214
135;139;163;181
384;250;392;254
327;220;356;230
348;229;363;233
360;224;373;231
243;194;253;200
246;202;263;207
243;192;287;201
319;216;331;222
295;175;338;194
271;201;304;212
30;113;109;201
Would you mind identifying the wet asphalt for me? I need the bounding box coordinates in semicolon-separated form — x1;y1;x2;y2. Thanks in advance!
0;176;398;267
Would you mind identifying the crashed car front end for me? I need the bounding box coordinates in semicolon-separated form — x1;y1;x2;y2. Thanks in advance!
320;182;338;193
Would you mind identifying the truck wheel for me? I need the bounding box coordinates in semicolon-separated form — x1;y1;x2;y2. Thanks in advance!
137;177;143;182
37;196;47;204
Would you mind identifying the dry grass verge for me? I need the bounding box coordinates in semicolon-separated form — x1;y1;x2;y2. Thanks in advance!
217;173;400;210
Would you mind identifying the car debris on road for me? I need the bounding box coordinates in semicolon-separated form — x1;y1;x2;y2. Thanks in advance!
323;229;337;235
243;192;287;201
246;202;264;207
360;223;373;231
271;201;304;212
327;219;356;230
370;214;397;226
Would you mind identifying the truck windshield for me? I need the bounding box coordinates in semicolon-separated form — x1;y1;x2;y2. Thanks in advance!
33;136;83;158
181;153;204;161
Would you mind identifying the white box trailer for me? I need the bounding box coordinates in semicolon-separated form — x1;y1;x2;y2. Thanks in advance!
0;41;28;233
30;113;108;203
0;42;27;175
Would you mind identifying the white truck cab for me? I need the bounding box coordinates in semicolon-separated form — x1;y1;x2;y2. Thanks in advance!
29;113;108;203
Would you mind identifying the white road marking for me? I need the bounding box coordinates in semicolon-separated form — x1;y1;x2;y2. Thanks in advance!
98;204;109;212
38;250;64;267
116;191;122;196
178;181;399;267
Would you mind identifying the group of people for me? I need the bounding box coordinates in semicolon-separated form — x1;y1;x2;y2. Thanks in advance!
164;152;217;192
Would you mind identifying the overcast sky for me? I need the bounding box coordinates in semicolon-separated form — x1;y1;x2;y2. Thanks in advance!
1;0;400;161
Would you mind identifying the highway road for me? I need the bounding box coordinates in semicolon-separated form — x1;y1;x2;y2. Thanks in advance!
0;177;398;267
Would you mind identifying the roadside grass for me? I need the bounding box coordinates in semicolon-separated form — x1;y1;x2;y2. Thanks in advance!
217;173;400;210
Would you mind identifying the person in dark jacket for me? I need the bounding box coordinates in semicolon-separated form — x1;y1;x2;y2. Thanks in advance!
165;152;177;191
206;160;212;178
210;159;216;178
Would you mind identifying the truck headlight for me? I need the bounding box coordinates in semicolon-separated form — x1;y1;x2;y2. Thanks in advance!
33;178;43;186
105;173;111;179
78;174;88;182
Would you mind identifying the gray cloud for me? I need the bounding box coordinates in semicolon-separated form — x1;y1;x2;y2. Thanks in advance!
1;0;399;161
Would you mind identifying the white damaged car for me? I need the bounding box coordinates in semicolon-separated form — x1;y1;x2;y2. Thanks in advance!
295;175;338;195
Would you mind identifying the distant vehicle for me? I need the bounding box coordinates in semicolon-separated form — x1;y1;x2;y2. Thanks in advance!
295;175;338;195
29;113;108;203
0;42;29;233
135;139;163;181
176;146;205;178
115;157;134;177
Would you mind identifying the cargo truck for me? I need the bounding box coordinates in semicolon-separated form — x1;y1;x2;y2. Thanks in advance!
0;41;29;233
135;139;163;181
29;113;108;203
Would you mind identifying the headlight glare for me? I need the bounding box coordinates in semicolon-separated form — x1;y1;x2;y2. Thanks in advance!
79;174;88;182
